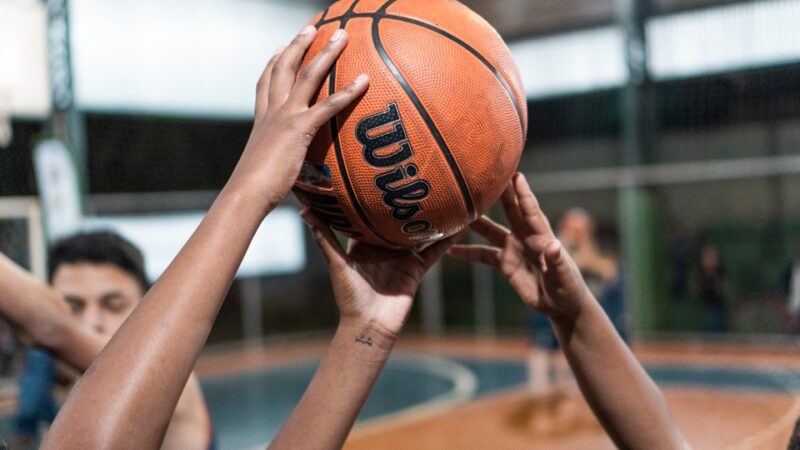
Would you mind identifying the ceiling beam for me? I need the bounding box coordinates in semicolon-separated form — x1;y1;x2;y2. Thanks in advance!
460;0;759;39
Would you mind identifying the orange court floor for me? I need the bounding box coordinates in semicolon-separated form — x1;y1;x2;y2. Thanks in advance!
196;335;800;450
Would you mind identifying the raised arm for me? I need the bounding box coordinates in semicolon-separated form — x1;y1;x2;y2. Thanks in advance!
42;25;369;450
450;174;686;450
0;253;103;369
269;211;456;450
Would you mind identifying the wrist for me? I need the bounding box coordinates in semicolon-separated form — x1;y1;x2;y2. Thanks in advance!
547;286;595;328
337;317;400;354
549;294;603;340
219;180;277;219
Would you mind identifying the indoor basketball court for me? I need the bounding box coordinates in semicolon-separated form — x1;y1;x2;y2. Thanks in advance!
2;0;800;449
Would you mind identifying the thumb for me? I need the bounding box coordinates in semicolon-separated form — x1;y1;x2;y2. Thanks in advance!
543;240;574;289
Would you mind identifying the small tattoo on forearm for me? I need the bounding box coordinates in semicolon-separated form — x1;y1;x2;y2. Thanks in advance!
355;335;373;346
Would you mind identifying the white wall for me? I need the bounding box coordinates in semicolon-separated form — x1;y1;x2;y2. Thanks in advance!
511;0;800;99
0;0;50;118
70;0;320;117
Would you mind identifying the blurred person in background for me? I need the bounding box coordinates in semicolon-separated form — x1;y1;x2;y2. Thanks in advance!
12;349;57;450
508;208;630;434
585;224;627;342
696;241;727;333
0;231;215;450
559;209;628;342
520;309;574;433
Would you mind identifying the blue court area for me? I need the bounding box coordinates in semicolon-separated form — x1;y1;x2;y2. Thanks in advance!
0;353;796;449
201;352;800;450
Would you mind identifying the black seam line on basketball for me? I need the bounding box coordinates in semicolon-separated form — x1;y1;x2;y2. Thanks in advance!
372;16;476;221
378;0;398;13
327;46;399;247
315;7;330;27
320;0;394;25
382;16;525;138
317;12;373;26
340;0;362;26
314;12;526;140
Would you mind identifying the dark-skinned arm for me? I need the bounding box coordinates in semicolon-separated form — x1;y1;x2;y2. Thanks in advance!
450;174;687;450
269;211;456;450
41;25;369;450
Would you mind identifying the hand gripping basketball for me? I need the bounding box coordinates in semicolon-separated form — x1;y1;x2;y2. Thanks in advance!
228;24;369;214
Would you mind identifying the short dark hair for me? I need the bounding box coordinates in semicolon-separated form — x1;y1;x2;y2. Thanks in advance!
48;231;149;293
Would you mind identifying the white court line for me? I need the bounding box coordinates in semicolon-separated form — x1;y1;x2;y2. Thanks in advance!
354;352;478;432
727;364;800;450
248;352;477;450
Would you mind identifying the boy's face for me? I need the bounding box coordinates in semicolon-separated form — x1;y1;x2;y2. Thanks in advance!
52;263;144;340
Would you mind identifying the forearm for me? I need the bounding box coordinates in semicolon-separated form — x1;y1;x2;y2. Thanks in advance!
0;253;63;341
0;253;101;368
269;321;395;450
552;300;684;450
43;184;269;450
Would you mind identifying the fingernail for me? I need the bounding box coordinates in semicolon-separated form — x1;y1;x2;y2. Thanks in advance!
354;73;368;85
300;25;316;36
330;29;345;42
274;45;286;55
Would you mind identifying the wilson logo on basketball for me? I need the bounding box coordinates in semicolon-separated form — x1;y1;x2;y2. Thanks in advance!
356;103;434;238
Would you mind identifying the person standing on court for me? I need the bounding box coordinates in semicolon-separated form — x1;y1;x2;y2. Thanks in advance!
697;241;728;333
12;349;58;449
558;209;628;341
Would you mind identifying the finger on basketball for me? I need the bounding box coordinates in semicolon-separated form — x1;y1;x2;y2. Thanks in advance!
291;29;349;107
255;47;285;118
418;231;466;270
470;216;509;247
306;74;369;127
269;25;317;109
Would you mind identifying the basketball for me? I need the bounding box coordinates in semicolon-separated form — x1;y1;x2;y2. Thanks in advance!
293;0;528;248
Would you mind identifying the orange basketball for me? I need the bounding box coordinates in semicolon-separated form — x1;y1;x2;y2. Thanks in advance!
293;0;528;247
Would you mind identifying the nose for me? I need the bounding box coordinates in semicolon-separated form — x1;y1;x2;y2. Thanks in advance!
81;303;105;335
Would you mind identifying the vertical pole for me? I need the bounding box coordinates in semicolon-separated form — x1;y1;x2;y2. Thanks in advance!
473;257;496;336
616;0;663;335
419;262;444;335
240;278;264;345
47;0;88;196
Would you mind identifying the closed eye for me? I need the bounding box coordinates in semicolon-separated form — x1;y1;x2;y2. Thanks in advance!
63;295;85;314
99;292;132;313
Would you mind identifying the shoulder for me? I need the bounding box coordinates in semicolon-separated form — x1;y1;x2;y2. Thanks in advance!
162;372;212;450
174;373;208;424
